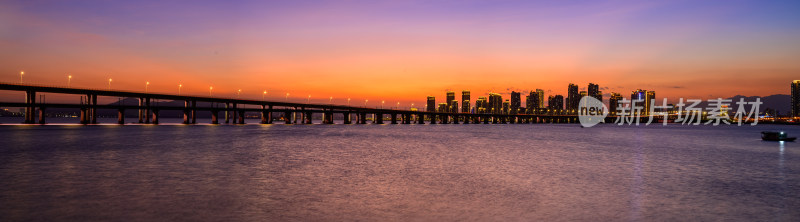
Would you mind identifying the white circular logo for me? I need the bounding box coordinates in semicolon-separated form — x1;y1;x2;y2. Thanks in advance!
578;96;608;128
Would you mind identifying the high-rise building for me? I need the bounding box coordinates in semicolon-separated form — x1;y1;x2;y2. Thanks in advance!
536;89;545;108
567;83;579;111
793;80;800;117
527;90;541;112
609;93;622;115
548;95;564;110
450;101;458;113
631;89;655;116
462;90;471;113
502;100;510;114
427;96;436;112
437;103;448;112
488;93;503;114
510;91;521;114
446;91;455;108
588;83;601;101
476;97;487;114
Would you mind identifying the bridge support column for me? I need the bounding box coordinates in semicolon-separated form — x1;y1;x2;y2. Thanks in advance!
358;112;366;124
183;100;190;124
390;113;398;124
284;111;292;124
402;114;411;124
24;90;36;124
224;103;230;124
305;111;313;124
89;94;97;124
260;105;270;124
452;114;459;124
343;112;351;124
191;100;197;124
144;97;151;124
38;107;45;124
232;103;240;124
138;98;144;123
211;110;219;124
417;114;425;124
80;107;88;124
324;111;333;124
117;109;124;125
374;113;383;124
429;114;437;124
238;110;245;124
152;109;159;125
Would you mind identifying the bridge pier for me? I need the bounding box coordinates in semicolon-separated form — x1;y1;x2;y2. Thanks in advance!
390;113;398;124
284;111;292;124
24;90;36;124
238;110;245;124
38;107;45;124
80;107;88;124
260;105;271;124
211;110;219;124
144;97;151;124
343;112;351;124
89;94;98;124
138;98;144;123
191;100;197;124
152;109;159;125
305;111;313;124
402;113;411;124
375;113;384;124
417;114;425;124
183;100;191;124
429;114;436;124
324;111;333;124
358;112;366;124
118;109;124;125
224;103;230;124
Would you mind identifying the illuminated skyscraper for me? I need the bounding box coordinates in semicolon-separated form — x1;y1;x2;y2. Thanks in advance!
609;93;622;115
567;83;579;111
631;89;655;116
446;91;455;110
462;90;471;113
588;83;601;101
438;103;448;112
527;90;542;112
488;93;502;114
536;89;545;108
450;101;458;113
510;91;521;114
793;80;800;117
502;100;510;114
476;97;487;114
427;96;436;112
548;95;564;110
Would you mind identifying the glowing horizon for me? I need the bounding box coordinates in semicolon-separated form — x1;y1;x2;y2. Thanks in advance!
2;0;799;106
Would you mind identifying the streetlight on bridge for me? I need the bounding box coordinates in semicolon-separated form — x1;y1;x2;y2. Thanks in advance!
263;90;267;101
285;93;290;102
178;84;182;95
107;78;112;90
237;89;242;99
209;86;213;96
145;81;150;93
68;75;72;87
20;71;24;84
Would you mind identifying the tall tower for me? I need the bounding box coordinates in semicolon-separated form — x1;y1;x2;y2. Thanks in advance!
588;83;601;102
793;80;800;117
609;93;622;115
567;83;579;111
510;91;521;114
446;91;455;113
462;90;471;113
631;89;655;116
427;96;436;112
536;89;545;108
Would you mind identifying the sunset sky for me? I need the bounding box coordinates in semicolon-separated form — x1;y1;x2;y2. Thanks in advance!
1;0;799;107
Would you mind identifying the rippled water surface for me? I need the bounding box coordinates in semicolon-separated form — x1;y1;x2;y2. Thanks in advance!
1;121;798;221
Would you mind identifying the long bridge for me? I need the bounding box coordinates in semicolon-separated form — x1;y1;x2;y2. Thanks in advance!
1;82;619;125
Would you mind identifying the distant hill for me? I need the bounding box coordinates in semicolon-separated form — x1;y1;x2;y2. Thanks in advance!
727;94;790;116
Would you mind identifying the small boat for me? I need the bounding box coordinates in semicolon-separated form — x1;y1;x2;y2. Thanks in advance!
761;131;797;141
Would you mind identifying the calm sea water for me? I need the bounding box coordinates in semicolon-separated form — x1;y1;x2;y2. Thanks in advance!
1;118;798;221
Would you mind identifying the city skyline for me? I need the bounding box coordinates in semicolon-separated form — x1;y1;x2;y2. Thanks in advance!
2;0;799;104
